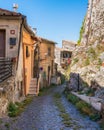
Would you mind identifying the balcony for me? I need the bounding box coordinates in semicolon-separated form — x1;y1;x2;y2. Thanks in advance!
60;58;71;69
0;58;12;83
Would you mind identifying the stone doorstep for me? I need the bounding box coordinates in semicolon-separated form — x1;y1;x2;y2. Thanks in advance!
71;91;102;111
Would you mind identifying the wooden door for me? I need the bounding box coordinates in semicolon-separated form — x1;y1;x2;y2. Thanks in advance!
0;30;5;57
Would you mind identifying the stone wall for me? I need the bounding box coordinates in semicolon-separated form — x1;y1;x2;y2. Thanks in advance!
69;0;104;102
39;39;55;87
0;62;24;117
0;76;15;116
55;46;61;66
81;0;104;46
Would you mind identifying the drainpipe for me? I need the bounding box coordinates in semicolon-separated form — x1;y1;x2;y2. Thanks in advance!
22;37;26;96
17;17;24;69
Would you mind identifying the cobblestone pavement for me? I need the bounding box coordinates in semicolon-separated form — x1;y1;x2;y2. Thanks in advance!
0;85;100;130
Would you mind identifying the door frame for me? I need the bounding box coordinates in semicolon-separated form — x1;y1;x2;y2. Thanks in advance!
0;29;6;57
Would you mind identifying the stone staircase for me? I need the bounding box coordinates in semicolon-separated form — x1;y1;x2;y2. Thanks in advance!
29;78;39;95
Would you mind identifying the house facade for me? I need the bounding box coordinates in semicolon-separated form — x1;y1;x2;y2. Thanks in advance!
23;27;41;95
0;8;24;116
0;8;40;116
60;40;76;69
55;46;61;66
38;38;56;88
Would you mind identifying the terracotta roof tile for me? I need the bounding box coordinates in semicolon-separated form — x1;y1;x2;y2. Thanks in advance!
0;8;21;16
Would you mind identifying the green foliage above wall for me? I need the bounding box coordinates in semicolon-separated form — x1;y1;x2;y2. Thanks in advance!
77;18;85;45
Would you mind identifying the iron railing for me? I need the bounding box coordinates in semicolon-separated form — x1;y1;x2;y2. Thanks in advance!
0;58;12;83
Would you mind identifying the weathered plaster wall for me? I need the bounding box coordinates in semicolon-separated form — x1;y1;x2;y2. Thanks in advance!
0;19;21;57
55;47;61;66
23;29;34;95
39;41;55;87
0;19;24;116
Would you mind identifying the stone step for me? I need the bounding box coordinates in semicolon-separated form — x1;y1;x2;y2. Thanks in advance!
29;89;37;92
30;81;37;84
29;91;37;93
30;84;37;86
29;86;36;88
30;78;37;80
29;92;38;95
29;78;38;95
29;88;37;91
29;86;37;88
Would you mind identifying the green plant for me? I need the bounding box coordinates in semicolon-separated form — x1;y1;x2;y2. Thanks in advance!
8;102;18;117
82;82;88;88
54;92;72;127
8;96;33;117
38;84;56;96
8;102;17;112
87;47;97;60
60;113;72;127
54;93;61;98
90;113;101;121
73;58;79;64
98;58;102;66
87;47;95;54
100;119;104;130
65;91;102;125
0;119;3;124
5;123;10;129
76;101;92;115
85;88;95;96
60;75;65;84
77;18;85;45
84;57;90;66
67;93;80;105
65;65;70;81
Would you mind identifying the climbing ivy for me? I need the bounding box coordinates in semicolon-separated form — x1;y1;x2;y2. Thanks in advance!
77;18;85;45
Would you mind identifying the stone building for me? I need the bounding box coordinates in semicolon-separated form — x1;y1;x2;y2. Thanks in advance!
0;8;24;116
60;40;76;69
22;21;41;95
0;8;40;116
38;38;56;88
55;46;61;66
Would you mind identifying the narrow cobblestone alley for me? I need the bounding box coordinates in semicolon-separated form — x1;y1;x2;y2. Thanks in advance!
0;85;100;130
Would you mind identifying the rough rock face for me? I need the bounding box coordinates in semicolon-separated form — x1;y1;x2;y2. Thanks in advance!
81;0;104;46
69;0;104;100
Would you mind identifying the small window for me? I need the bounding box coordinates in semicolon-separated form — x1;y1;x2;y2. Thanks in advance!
48;47;51;56
26;46;30;57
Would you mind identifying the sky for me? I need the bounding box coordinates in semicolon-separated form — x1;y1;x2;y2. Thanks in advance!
0;0;88;47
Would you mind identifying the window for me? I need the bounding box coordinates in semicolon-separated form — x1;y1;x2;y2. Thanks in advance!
48;47;51;56
26;46;30;57
10;38;16;45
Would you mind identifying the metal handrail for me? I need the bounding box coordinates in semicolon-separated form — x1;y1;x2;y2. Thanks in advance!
0;58;12;83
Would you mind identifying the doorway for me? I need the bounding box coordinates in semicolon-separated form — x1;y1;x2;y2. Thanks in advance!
0;30;5;57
